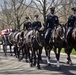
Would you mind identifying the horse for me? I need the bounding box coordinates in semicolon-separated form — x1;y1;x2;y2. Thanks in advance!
7;30;24;60
44;28;53;65
44;25;66;69
53;25;66;69
24;29;45;69
65;27;76;65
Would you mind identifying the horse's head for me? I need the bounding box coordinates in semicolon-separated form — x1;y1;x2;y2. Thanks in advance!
36;30;45;46
55;25;65;40
24;30;35;44
17;31;24;48
72;28;76;41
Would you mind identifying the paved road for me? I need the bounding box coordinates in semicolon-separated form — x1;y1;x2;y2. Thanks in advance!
0;46;76;75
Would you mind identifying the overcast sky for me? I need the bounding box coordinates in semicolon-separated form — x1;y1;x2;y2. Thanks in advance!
0;0;31;11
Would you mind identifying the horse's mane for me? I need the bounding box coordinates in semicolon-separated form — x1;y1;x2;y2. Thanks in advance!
52;25;65;39
72;28;76;39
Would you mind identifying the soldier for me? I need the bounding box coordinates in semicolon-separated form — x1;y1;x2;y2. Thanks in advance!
23;16;31;30
32;14;42;41
32;14;41;30
67;7;76;36
23;16;31;36
45;6;59;30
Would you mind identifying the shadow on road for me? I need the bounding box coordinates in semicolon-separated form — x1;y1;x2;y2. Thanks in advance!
0;52;76;75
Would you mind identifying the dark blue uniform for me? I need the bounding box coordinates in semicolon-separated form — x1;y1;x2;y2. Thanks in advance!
23;21;31;30
67;15;76;34
67;15;76;43
32;21;41;30
68;15;76;27
45;15;59;29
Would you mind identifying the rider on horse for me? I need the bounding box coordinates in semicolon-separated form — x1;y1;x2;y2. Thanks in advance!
32;14;41;30
32;14;42;40
23;16;31;30
23;16;31;36
45;6;59;30
67;7;76;43
45;6;59;42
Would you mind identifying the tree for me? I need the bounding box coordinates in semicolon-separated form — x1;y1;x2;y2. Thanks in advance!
32;0;63;23
0;0;32;30
10;0;33;29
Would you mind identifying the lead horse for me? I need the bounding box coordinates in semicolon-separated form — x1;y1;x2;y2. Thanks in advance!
44;25;66;69
65;27;76;65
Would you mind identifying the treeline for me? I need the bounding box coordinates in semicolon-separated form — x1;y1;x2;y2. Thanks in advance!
0;0;76;30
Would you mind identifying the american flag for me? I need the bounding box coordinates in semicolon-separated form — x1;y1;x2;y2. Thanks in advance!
0;29;12;36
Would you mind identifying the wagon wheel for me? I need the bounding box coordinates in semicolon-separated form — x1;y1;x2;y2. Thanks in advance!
2;36;8;56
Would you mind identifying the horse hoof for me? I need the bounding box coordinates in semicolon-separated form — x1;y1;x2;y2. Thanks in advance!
37;66;41;69
66;61;69;64
4;54;7;56
18;59;21;61
69;62;73;65
26;60;28;62
40;59;43;63
30;64;33;67
66;61;73;65
33;63;36;66
10;54;13;56
57;67;61;70
48;63;51;66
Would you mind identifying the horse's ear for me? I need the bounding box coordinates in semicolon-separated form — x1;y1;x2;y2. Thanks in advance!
59;23;62;26
17;35;19;42
21;31;24;38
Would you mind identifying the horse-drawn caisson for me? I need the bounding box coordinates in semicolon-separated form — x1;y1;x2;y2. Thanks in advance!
0;29;13;56
0;6;76;70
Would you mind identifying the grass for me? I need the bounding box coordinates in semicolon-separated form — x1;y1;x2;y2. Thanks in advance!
61;48;76;55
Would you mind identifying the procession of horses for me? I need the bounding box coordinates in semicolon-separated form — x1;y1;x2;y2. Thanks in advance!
0;24;76;70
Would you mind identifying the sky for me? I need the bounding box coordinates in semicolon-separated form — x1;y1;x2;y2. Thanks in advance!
0;0;3;11
0;0;31;11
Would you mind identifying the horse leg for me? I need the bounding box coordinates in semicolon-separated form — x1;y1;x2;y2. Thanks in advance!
9;45;13;56
33;49;36;67
37;49;41;69
19;47;25;61
14;45;18;57
27;47;31;62
30;48;34;67
24;46;28;62
56;48;61;69
40;49;43;62
26;47;30;62
17;48;20;61
3;45;7;56
66;47;73;65
54;47;61;69
45;47;50;65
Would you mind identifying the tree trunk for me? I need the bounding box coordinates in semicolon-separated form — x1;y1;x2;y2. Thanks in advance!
43;0;46;23
16;16;20;30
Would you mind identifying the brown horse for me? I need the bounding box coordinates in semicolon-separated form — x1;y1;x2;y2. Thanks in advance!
44;25;66;70
7;30;24;60
65;27;76;65
24;29;44;69
53;25;66;69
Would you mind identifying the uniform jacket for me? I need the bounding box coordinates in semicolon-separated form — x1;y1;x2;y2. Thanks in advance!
45;14;59;29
